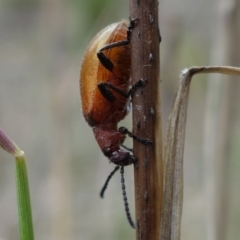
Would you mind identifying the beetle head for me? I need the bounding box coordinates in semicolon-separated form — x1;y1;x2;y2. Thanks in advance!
110;149;135;166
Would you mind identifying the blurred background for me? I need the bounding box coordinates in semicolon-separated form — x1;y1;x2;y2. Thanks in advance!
0;0;240;240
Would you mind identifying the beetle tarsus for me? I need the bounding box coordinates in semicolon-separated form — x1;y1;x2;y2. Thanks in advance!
127;17;138;41
128;78;148;97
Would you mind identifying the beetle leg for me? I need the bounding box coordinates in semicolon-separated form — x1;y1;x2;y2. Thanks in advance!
98;78;147;102
119;126;152;145
127;78;147;97
97;40;129;72
97;19;137;72
98;82;116;102
127;18;138;41
121;144;133;152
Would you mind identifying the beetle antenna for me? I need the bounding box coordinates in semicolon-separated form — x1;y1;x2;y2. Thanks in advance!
120;166;135;228
100;166;120;198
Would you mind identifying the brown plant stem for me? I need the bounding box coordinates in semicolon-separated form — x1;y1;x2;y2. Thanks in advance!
130;1;163;240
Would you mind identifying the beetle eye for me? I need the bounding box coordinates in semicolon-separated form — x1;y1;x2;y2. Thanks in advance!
102;147;111;156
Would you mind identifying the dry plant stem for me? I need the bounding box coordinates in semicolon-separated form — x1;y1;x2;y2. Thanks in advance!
130;0;163;240
189;66;240;75
160;70;190;240
160;66;240;240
